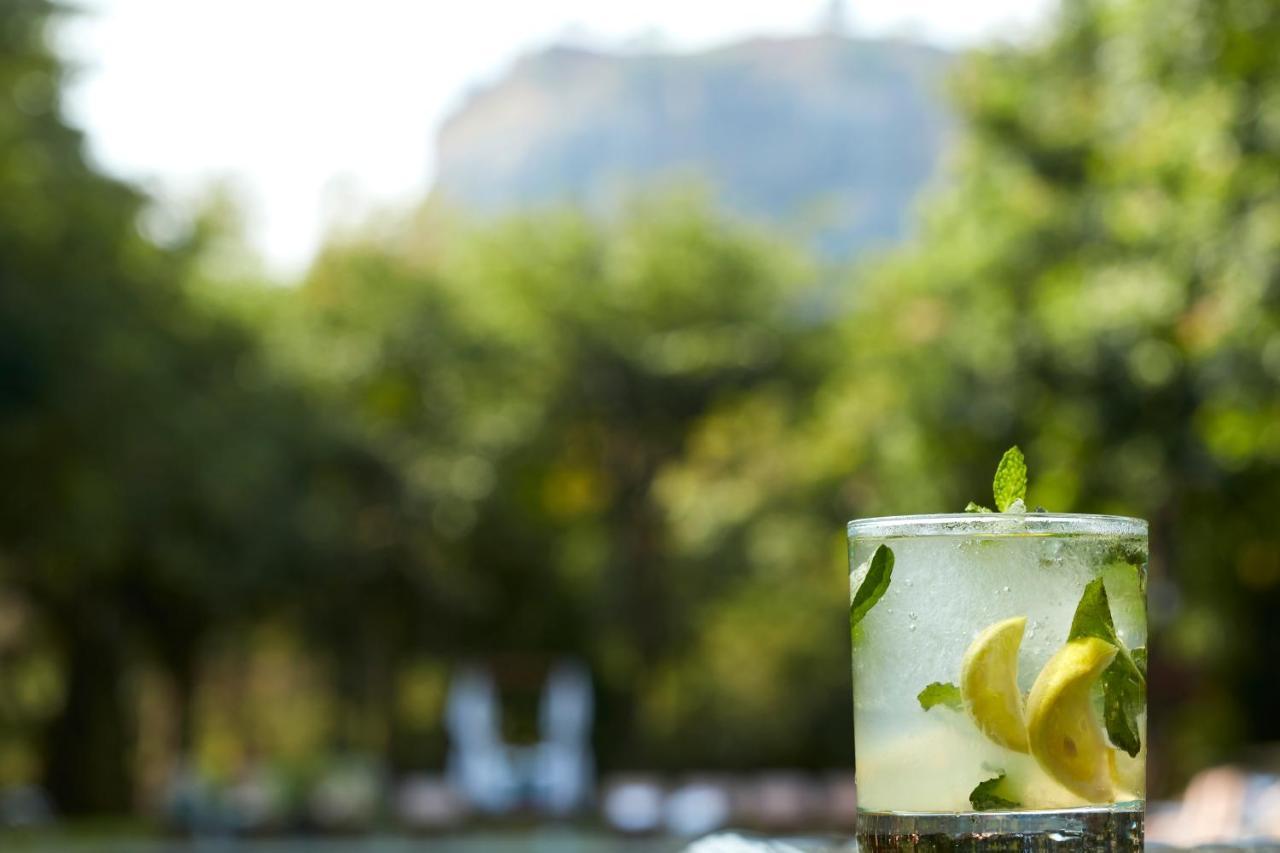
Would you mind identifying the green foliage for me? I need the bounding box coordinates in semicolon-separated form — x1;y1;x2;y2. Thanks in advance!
1067;578;1119;646
0;0;407;811
992;446;1027;511
785;0;1280;787
273;195;832;769
917;682;963;712
965;446;1028;511
969;772;1021;810
4;0;1280;811
850;545;895;631
1100;650;1146;759
1068;579;1146;757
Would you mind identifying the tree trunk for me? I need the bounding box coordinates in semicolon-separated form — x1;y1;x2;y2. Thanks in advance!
170;646;199;755
43;610;134;815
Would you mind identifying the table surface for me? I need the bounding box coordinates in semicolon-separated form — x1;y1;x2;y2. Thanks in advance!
682;832;1280;851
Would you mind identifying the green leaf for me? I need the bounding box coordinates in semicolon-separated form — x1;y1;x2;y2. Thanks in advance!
917;681;963;712
1100;654;1144;757
850;544;894;633
1067;577;1117;645
993;446;1027;512
964;501;993;513
969;772;1021;811
1067;578;1146;757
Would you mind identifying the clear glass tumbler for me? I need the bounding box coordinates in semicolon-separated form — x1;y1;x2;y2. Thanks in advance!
848;514;1146;851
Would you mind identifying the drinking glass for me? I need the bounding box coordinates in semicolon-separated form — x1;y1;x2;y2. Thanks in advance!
848;514;1146;851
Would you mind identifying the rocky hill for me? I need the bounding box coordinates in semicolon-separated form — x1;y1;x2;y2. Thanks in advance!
433;34;954;257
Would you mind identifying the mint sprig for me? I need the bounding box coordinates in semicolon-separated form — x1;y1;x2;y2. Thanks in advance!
993;446;1028;511
965;446;1029;513
917;681;962;712
1067;578;1146;757
969;772;1021;810
850;544;894;634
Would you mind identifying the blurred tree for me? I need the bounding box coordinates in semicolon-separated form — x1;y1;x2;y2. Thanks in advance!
0;0;403;812
279;197;829;768
626;0;1280;789
4;0;1278;813
783;0;1280;789
266;0;1280;786
0;0;169;810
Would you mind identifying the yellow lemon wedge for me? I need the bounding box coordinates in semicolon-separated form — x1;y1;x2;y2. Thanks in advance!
960;616;1030;753
1111;742;1146;801
1025;637;1118;803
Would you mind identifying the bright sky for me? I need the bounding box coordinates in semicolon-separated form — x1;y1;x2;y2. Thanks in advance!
60;0;1054;276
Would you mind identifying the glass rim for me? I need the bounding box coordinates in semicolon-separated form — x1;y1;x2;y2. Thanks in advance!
846;512;1147;539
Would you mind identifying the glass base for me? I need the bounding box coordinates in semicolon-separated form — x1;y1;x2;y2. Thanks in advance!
856;805;1143;851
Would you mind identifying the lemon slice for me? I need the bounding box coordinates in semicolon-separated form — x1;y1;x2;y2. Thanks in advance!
1025;637;1118;803
960;616;1029;753
1110;741;1145;801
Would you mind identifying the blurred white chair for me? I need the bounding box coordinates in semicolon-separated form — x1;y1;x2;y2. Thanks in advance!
444;664;518;814
532;659;595;816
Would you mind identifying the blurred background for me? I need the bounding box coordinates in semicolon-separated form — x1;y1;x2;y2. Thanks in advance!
3;0;1280;847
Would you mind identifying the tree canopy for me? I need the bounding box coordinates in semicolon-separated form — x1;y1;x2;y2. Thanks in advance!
1;0;1278;816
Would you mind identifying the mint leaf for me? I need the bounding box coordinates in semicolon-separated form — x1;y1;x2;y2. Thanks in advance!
1067;578;1146;757
1067;577;1117;645
993;446;1027;512
965;501;993;513
850;544;894;633
1100;654;1144;757
969;772;1021;811
917;681;963;712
